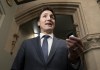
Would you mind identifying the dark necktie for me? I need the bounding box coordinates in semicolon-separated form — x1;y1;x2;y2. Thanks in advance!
42;35;50;62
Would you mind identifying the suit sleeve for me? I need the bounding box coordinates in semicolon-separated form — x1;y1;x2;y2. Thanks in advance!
68;58;82;70
11;41;26;70
67;50;82;70
66;42;82;70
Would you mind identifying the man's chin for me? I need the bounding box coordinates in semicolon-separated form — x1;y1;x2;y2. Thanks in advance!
44;28;53;32
45;27;53;30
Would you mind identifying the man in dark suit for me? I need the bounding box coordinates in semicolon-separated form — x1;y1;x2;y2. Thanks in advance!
11;7;83;70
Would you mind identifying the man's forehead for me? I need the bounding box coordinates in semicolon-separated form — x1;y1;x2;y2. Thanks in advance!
41;10;54;15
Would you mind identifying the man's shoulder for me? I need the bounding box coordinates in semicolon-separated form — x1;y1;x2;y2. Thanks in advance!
54;37;66;43
55;37;65;41
23;36;39;43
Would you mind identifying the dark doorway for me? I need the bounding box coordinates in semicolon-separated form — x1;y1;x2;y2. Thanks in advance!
54;14;77;39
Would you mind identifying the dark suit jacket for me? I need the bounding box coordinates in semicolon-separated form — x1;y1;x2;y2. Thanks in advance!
11;36;80;70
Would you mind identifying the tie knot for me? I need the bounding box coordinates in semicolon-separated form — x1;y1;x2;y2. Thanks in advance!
43;35;50;39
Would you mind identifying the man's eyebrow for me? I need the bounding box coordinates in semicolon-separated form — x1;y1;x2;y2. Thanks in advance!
42;13;48;15
51;14;54;16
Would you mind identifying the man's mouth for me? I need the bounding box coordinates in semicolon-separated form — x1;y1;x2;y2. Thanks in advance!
45;23;53;26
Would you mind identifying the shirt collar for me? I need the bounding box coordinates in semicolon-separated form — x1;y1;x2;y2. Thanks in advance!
40;33;53;39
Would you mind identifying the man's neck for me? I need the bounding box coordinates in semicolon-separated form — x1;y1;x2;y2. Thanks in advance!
41;30;53;35
40;33;53;39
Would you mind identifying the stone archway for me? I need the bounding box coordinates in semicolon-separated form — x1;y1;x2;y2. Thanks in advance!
16;2;87;38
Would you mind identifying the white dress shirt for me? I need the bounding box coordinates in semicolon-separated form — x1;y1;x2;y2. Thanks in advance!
40;33;53;55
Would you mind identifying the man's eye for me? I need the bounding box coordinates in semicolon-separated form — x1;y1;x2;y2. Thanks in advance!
50;15;55;19
43;15;47;18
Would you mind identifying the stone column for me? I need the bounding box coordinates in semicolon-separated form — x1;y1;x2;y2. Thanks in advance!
82;34;100;70
78;0;100;70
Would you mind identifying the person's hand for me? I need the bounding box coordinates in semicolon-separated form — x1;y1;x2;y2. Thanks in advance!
66;35;83;63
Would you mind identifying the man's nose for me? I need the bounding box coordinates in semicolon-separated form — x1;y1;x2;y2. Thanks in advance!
46;16;51;20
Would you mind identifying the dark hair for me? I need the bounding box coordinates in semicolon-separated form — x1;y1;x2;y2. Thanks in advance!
37;7;56;21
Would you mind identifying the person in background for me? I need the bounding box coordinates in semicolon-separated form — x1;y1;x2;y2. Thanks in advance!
11;7;83;70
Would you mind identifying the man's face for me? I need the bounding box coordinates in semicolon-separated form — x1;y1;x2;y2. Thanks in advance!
38;10;55;33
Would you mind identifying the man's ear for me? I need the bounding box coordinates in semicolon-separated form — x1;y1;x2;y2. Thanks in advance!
38;21;40;26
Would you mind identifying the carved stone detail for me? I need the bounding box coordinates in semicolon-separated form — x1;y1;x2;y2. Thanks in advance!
82;33;100;53
15;2;79;25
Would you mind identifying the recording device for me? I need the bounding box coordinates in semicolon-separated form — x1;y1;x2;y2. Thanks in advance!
69;35;75;37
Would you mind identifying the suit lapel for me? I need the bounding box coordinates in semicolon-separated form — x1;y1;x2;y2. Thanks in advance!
47;37;58;64
34;36;59;64
33;36;45;64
